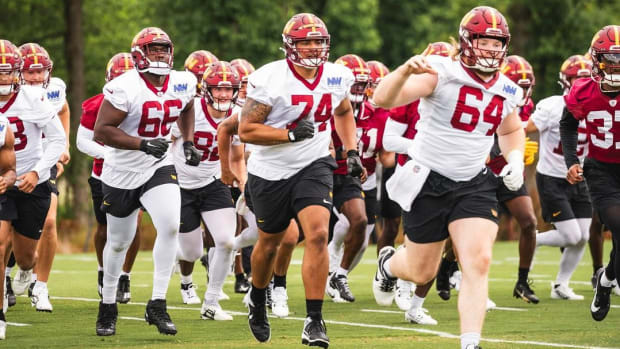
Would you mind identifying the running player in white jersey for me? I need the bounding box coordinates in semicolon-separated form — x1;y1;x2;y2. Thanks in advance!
0;42;18;338
173;61;240;321
93;27;200;337
16;42;71;312
372;7;525;349
77;53;142;303
0;39;65;322
238;13;360;347
527;55;592;301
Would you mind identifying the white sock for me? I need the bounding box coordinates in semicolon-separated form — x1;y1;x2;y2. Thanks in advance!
410;294;425;309
383;257;394;278
180;274;192;285
556;243;586;285
102;210;140;304
34;280;47;292
601;272;615;287
536;220;581;247
5;267;12;276
461;332;481;349
97;266;103;272
329;212;349;273
31;273;37;282
140;183;181;301
202;208;236;305
208;248;215;271
336;266;349;277
120;271;130;278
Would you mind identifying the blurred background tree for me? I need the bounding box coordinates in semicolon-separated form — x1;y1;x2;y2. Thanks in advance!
0;0;617;247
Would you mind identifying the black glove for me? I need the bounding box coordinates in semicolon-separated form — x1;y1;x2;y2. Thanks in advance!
183;141;202;166
287;118;314;142
346;149;363;178
139;138;170;159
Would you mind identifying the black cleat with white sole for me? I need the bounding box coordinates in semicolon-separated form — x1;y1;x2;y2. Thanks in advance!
96;302;117;336
591;268;612;321
513;280;539;304
301;316;329;348
145;299;177;335
247;298;270;342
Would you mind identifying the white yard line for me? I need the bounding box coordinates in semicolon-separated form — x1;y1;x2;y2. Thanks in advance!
50;295;616;349
6;322;31;327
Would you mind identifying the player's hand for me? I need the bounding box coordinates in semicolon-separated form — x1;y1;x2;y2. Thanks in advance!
183;141;201;166
221;167;240;187
524;138;538;166
59;150;71;165
347;149;363;178
0;176;8;194
400;55;437;76
140;138;170;158
499;150;524;191
288;118;314;142
17;171;39;193
56;162;65;178
566;164;584;184
360;167;368;183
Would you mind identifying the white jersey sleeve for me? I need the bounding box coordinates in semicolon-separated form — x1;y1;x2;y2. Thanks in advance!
409;56;523;181
245;60;353;180
46;77;67;114
0;117;8;148
533;95;587;178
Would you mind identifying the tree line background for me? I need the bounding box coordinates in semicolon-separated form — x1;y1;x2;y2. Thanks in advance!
0;0;617;249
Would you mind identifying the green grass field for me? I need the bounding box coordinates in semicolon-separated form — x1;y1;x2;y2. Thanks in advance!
3;241;620;348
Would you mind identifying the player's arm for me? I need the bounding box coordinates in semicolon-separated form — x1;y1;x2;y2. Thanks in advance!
94;100;140;150
525;118;538;134
177;101;195;142
496;109;526;191
378;149;396;168
230;144;247;190
20;116;66;193
0;127;16;194
383;117;412;154
333;98;363;177
238;97;290;145
76;124;106;159
559;107;582;184
58;100;71;164
373;55;438;109
217;115;241;186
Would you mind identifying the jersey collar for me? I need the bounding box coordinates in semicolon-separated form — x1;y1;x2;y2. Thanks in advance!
459;62;500;90
139;73;170;97
201;98;230;129
286;59;323;91
0;92;18;114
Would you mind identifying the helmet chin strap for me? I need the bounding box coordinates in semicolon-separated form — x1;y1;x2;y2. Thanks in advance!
0;85;13;95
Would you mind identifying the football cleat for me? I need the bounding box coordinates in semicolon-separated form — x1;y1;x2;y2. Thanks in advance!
97;270;103;299
405;307;438;325
2;290;7;315
449;269;462;291
235;274;250;294
12;268;32;296
116;275;131;304
550;282;584;300
145;299;177;335
435;264;451;301
271;286;290;318
180;282;201;305
513;280;539;304
373;246;397;306
326;273;355;303
614;284;620;297
247;294;271;343
265;280;273;308
591;268;612;321
395;279;414;311
201;301;232;321
30;285;53;312
301;316;329;348
5;277;15;307
219;290;230;301
96;302;118;336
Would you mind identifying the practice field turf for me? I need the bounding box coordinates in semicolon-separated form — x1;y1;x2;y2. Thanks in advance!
3;241;619;348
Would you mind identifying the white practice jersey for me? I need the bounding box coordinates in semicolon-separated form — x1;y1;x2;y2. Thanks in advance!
172;99;239;189
411;55;523;181
46;77;66;114
101;69;196;189
0;85;65;182
531;95;588;178
0;116;8;147
246;59;354;180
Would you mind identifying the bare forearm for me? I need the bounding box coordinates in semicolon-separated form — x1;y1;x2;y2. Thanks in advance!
178;108;195;142
374;66;411;109
94;126;141;150
498;128;525;159
238;123;289;145
1;169;16;187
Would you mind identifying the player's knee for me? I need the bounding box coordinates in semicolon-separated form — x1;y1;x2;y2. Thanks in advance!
215;236;234;251
564;233;581;246
305;231;328;249
108;239;131;254
15;252;36;270
465;253;492;276
43;216;57;233
519;213;537;235
182;246;203;262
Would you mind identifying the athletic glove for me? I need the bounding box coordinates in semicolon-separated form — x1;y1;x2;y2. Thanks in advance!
499;150;525;191
183;141;201;166
287;118;314;142
524;137;538;166
139;138;170;159
347;149;363;178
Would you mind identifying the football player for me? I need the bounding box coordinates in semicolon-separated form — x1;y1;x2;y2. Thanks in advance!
526;55;592;300
560;25;620;322
0;40;65;317
93;27;200;336
15;43;70;312
173;61;241;320
373;7;525;349
238;13;360;347
327;54;394;304
76;53;142;303
486;55;539;303
184;50;218;94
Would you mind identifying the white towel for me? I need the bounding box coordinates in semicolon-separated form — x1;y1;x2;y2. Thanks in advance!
386;159;430;212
